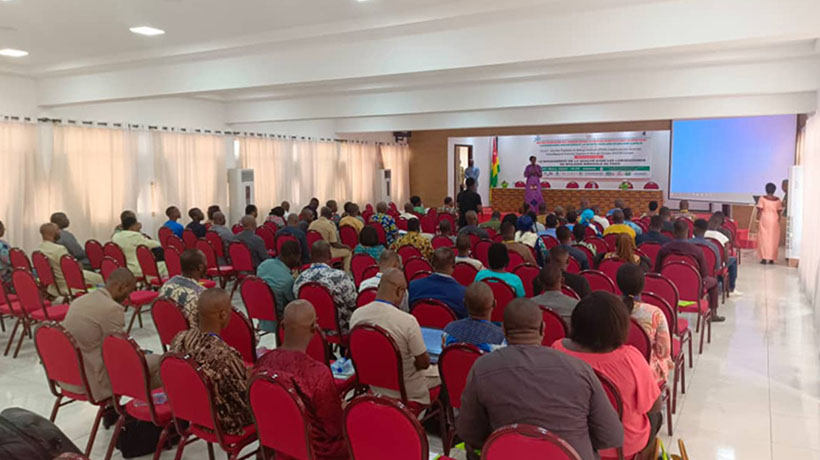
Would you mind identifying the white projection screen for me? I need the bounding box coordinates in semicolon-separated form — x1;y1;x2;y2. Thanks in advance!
670;115;797;204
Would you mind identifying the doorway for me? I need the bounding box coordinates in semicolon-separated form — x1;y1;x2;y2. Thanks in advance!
454;144;473;198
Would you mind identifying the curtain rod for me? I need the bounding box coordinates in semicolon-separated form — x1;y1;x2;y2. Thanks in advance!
1;114;407;146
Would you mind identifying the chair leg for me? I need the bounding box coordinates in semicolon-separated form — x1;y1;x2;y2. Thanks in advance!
173;433;191;460
85;404;106;456
49;395;63;422
12;319;30;358
104;415;126;460
666;388;673;436
687;334;693;368
694;312;701;333
698;316;706;355
0;314;5;332
3;318;20;356
207;442;216;460
707;314;712;344
680;356;686;395
152;423;172;460
126;305;141;334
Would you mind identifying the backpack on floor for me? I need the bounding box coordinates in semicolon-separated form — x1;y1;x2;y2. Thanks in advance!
0;407;82;460
115;414;168;458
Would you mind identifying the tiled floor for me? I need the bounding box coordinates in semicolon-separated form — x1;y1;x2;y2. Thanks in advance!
0;250;817;459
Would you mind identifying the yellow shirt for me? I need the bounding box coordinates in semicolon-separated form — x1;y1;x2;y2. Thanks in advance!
339;216;364;233
390;231;434;261
603;223;636;239
111;230;164;277
308;217;340;244
39;240;70;295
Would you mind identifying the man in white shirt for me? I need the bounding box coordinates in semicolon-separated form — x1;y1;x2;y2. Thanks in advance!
591;206;610;230
359;250;408;311
454;234;484;271
399;202;418;222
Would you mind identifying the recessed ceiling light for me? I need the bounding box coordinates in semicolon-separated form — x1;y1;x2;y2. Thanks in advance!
130;26;165;36
0;48;28;57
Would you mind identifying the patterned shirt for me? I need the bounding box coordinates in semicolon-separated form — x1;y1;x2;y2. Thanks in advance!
443;318;506;353
632;300;674;384
157;275;205;327
170;330;253;435
369;213;399;246
353;244;385;261
0;239;11;284
390;231;434;261
293;263;358;334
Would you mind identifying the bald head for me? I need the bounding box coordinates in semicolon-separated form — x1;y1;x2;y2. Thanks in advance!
40;223;59;242
287;214;299;226
320;207;332;219
465;210;478;226
376;268;407;306
378;249;401;271
502;298;544;345
197;288;232;331
106;268;137;303
376;202;388;213
281;300;317;350
240;215;257;230
431;247;455;274
464;282;495;319
311;240;331;263
212;211;226;226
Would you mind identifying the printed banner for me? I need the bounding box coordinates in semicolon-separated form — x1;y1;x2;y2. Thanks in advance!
529;132;657;178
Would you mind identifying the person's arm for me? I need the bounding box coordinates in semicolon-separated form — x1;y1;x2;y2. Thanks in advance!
101;303;127;337
414;352;431;370
407;317;430;370
587;371;625;450
142;235;162;249
62;233;87;260
653;309;672;363
456;367;492;451
255;239;271;262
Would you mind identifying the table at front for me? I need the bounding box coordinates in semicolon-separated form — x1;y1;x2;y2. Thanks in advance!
489;188;664;213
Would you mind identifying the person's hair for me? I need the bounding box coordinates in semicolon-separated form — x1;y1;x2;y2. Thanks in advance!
673;219;689;238
611;210;624;224
121;216;138;230
533;263;563;295
212;211;226;225
410;196;421;206
456;233;471;252
0;220;4;236
320;207;332;219
556;226;572;244
271;206;285;217
326;200;337;209
649;215;663;231
487;243;509;270
569;291;629;352
545;214;558;228
466;177;476;188
279;240;301;259
616;262;645;309
165;206;178;218
245;204;257;215
572;223;586;242
120;210;135;223
693;218;708;237
529;155;536;161
554;206;564;217
649;201;659;211
612;233;636;262
614;199;625;209
310;197;319;206
444;196;453;205
49;212;68;228
712;211;725;223
500;221;516;238
358;226;379;247
343;202;354;214
622;207;633;221
537;202;548;213
566;209;577;224
206;205;221;221
707;213;722;230
180;249;205;274
549;245;569;266
765;182;777;194
188;208;201;220
659;207;672;220
376;202;388;213
378;249;400;269
491;211;501;220
438;219;451;234
501;213;518;226
404;202;414;213
407;218;420;232
679;199;690;211
431;248;455;272
464;282;494;317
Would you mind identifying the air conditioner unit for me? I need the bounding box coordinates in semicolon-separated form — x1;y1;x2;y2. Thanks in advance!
376;169;392;202
228;168;255;225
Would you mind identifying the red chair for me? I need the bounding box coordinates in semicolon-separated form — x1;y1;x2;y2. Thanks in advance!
579;269;616;294
698;242;728;303
513;264;539;297
159;353;258;460
514;181;526;188
100;257;121;281
419;215;437;234
298;282;347;346
240;276;278;333
397;245;423;262
641;291;686;420
663;253;699;271
572;244;595;269
206;230;228;262
256;227;277;253
136;245;167;287
590;221;605;235
231;223;243;234
644;181;660;189
540;181;551;189
602;234;619;252
437;213;456;231
59;254;89;300
164;246;182;277
197;239;235;288
638;242;662;268
584;181;599;189
561;284;580;300
438;343;483;454
7;270;69;358
84;239;105;271
566;256;581;274
583;225;597;238
340;225;359;248
586;236;608;255
9;247;32;272
249;371;316;460
538;306;569;347
263;221;278;233
594;371;629;460
102;333;174;460
625;318;673;436
598;259;625;294
431;235;454;249
103;242;126;267
32;250;64;298
565;181;579;189
182;229;198;250
482;277;516;322
396;217;409;231
229;242;255;297
276;234;300;255
222;307;257;365
357;287;378;307
506;250;525;269
644;274;693;359
151;298;189;352
661;262;711;355
166;235;186;253
351;254;377;287
34;323;109;456
367;223;387;245
482;424;582;460
473;240;492;267
361;265;379;282
410;299;457;329
403;257;433;281
452;262;478;287
306;230;324;254
409;271;432;281
158;226;173;247
541;235;559;250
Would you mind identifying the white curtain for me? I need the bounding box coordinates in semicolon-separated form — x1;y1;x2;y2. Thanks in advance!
0;122;45;252
798;112;820;312
153;131;228;219
339;143;380;204
380;144;411;206
240;137;293;213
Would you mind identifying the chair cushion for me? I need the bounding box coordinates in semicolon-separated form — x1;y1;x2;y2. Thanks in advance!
333;374;356;395
198;279;217;289
0;302;18;314
125;389;173;425
149;277;170;287
676;318;689;333
405;386;442;416
0;294;18;305
129;290;159;306
29;304;69;321
190;423;256;447
206;266;235;277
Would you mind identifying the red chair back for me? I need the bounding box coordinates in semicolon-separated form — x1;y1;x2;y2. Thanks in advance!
585;236;608;254
100;257;121;282
357;287;378;307
351;254;377;287
663;253;699;270
660;261;702;302
362;266;379;282
598;259;625;293
298;282;342;338
102;334;163;424
349;325;406;400
136;245;161;282
602;234;619;251
306;230;324;254
437;213;456;231
452;262;478;287
205;231;226;259
627;318;651;362
638;242;662;267
9;248;31;272
583;225;597;238
256;227;276;251
473;240;492;267
539;306;569;346
240;276;278;323
31;251;57;292
698;244;719;277
221;308;257;364
482;424;582;460
249;372;313;459
431;236;454;249
165;235;185;254
84;240;105;271
158;226;173;247
706;237;727;264
159;353;218;431
419;215;436;234
513;264;539;297
344;395;428;460
572;244;595;268
561;284;580;299
643;273;680;313
229;242;254;273
13;269;57;319
506;250;525;270
164;247;182;278
151;298;189;351
232;224;243;235
409;271;431;281
340;225;359;248
59;255;87;298
366;223;387;245
182;229;198;250
403;257;432;282
439;344;482;410
675;218;694;238
565;181;579;189
540;235;559;250
482;277;516;322
276;234;300;255
410;299;457;329
580;269;617;293
566;256;581;274
195;239;219;272
644;181;660;189
397;245;423;262
35;323;98;401
584;181;599;189
396;217;409;231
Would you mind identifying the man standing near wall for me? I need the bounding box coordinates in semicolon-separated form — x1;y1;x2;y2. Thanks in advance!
465;159;480;187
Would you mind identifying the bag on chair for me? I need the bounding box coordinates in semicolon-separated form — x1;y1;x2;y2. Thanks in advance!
0;407;82;460
115;414;166;458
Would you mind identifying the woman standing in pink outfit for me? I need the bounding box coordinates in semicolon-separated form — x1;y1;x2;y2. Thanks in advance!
756;182;783;264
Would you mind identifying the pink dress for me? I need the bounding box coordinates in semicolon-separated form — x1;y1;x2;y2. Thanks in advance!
523;164;544;212
756;196;782;260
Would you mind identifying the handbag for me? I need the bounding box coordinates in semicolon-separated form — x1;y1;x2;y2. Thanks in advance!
115;415;166;458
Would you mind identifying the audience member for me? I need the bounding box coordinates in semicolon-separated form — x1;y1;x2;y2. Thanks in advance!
438;196;457;215
369;202;399;246
659;207;674;232
542;214;558;238
298;208;315;233
474;242;525;297
400;202;418;221
157;249;207;327
601;233;645;267
170;288;254;435
572;224;597;255
549;246;591;299
163;206;184;238
339;203;365;233
358;250;409;311
308;198;320;215
636;215;671;245
246;204;259;220
276;214;310;264
410;196;425;214
655;220;723;322
112;215;166;278
438;219;455;243
50;212;91;269
557;226;589;270
565;209;578;230
454;234;484;271
210;211;235;262
353;225;386;261
458;210;490;240
281;201;292;219
457;178;483;227
515;215;549;265
350;268;438;405
186;207;207;238
40;225;104;298
310;207;352;271
553;292;661;459
706;214;738;294
391;218;434;260
693;218;737;294
499;221;536;266
643;200;659;218
257;240;302;330
458;298;623;459
0;220;10;285
206;205;221;226
677;200;693;220
603;210;636;239
608;198;625;216
536;202;549;227
591;206;610;230
707;211;733;243
623;208;643;235
616;264;674;384
294;241;358;334
531;263;578;324
326;200;342;226
442;282;504;352
408;248;467;318
478;211;501;232
266;206;287;228
235;215;270;269
255;300;348;460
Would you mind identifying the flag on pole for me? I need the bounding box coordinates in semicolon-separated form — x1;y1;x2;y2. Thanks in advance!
489;136;499;200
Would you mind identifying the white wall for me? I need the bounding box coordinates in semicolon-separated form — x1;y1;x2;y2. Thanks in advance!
447;137;492;202
0;74;37;116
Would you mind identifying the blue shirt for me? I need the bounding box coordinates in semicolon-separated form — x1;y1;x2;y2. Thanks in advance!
408;273;467;319
164;220;184;238
625;220;643;235
443;318;506;353
636;231;670;246
474;270;526;298
560;244;590;270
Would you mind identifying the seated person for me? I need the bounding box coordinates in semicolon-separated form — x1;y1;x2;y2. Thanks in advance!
603;210;636;239
399;202;418;221
572;223;597;255
607;199;625;216
209;211;235;262
339;203;364;233
636;215;671;246
659;207;674;233
163;205;184;238
390;218;434;261
369;202;399;246
642;200;659;218
557;226;589;270
411;195;425;214
600;233;649;270
170;288;254;435
499;221;537;266
265;206;287;228
548;246;591;299
457;210;490;240
353;225;386;261
234;215;271;269
112;215;166;279
359;250;408;312
565;209;577;231
276;214;310;264
616;264;674;384
350;268;439;406
246;204;259;220
591;206;610;231
692;218;737;294
50;212;91;270
706;214;738;293
458;298;623;459
257;240;302;329
293;241;358;334
206;205;221;226
438;219;456;243
158;249;207;327
408;248;467;318
39;223;103;298
623;207;643;236
553;292;661;459
255;300;348;460
454;234;484;271
186;207;207;238
541;214;559;238
438;196;457;215
676;200;694;220
326;200;342;226
442;282;505;352
478;211;501;232
309;207;352;272
474;242;526;297
530;263;579;324
514;215;549;266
